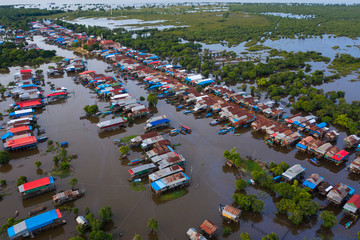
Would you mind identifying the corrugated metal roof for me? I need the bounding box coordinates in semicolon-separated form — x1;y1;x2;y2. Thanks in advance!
223;205;240;219
8;209;61;238
18;176;54;193
200;219;218;235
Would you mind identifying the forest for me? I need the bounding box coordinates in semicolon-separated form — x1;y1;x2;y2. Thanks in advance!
0;6;63;30
0;42;56;70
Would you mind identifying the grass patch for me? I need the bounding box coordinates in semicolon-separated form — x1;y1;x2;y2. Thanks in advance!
244;39;258;47
160;189;187;201
248;44;271;52
241;159;263;172
332;45;339;50
51;169;71;178
130;182;146;192
328;62;360;76
120;135;138;143
51;56;64;62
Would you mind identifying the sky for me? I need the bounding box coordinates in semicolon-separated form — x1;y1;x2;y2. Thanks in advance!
0;0;359;5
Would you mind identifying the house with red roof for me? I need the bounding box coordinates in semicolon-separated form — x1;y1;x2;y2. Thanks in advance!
343;194;360;217
18;176;56;199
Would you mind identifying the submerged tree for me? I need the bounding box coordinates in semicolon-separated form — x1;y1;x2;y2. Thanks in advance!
262;232;279;240
34;161;42;169
320;210;337;228
83;104;99;115
99;206;113;224
147;93;158;106
69;178;78;189
147;217;158;233
0;151;10;164
119;145;130;156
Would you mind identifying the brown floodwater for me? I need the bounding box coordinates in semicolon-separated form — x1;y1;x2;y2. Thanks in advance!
0;36;359;240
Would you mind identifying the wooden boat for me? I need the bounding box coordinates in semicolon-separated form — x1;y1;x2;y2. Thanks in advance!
218;127;233;135
29;206;47;216
345;220;353;229
37;136;49;143
308;158;320;166
184;110;194;115
210;120;219;126
169;129;180;136
180;124;191;133
53;189;84;206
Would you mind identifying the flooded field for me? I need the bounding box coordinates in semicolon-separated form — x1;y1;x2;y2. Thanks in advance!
66;17;185;31
1;35;360;240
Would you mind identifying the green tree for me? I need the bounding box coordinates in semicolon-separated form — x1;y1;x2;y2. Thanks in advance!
139;96;145;101
0;179;6;187
147;93;158;106
69;237;83;240
16;176;27;186
34;161;41;169
69;178;78;189
0;151;10;164
320;210;337;228
76;223;87;235
262;232;279;240
147;217;158;233
99;206;113;224
252;199;265;213
83;104;99;115
223;226;232;236
89;230;112;240
119;145;130;156
235;179;248;191
240;232;252;240
133;234;143;240
73;208;79;215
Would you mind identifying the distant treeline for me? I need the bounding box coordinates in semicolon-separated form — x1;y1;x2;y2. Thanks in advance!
229;3;360;39
0;6;63;30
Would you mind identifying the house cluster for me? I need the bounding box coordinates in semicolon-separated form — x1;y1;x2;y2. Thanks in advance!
1;69;68;151
296;135;351;165
278;163;360;219
36;20;360;167
127;130;189;195
7;175;84;239
73;69;151;132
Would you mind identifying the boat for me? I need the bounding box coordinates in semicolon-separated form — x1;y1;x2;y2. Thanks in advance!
52;189;84;206
184;110;194;115
180;124;191;134
170;129;180;136
210;120;219;126
29;206;47;216
37;136;49;143
128;158;142;166
218;127;233;135
93;111;102;117
308;158;320;166
345;220;353;229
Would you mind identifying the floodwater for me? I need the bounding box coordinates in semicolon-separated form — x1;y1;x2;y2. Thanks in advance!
0;35;360;240
66;17;185;31
260;12;315;19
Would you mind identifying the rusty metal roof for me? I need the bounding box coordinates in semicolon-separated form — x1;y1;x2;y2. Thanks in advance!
200;219;218;236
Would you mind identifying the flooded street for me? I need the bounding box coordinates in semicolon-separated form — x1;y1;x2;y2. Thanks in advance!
1;35;360;240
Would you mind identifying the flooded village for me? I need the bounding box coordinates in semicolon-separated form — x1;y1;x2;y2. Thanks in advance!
1;4;360;240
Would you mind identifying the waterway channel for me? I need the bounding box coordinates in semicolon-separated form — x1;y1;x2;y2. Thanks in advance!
0;35;359;240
